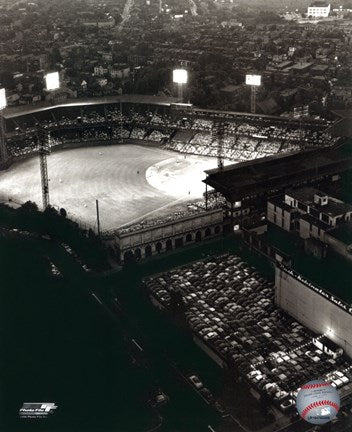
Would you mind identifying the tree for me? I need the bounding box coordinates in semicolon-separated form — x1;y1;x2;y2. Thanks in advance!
19;201;38;213
60;208;67;218
44;205;59;217
48;46;62;67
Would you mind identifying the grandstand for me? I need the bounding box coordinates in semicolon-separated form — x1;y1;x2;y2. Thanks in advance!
2;96;338;162
0;96;344;232
204;141;352;231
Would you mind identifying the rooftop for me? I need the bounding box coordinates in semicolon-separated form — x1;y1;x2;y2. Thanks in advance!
292;62;314;71
309;2;330;7
2;94;179;119
265;224;352;304
287;186;352;217
204;141;352;201
318;336;340;352
220;84;244;94
329;118;352;138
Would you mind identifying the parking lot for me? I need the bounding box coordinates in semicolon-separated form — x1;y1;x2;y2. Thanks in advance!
145;253;352;414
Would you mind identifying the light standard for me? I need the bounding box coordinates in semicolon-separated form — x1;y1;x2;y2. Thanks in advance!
38;72;60;209
245;74;261;114
173;69;188;103
0;88;8;168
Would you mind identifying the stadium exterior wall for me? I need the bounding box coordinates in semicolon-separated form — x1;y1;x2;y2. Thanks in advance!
108;209;224;262
275;265;352;359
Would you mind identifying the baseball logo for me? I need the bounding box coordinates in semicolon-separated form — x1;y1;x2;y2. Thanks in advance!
296;379;340;425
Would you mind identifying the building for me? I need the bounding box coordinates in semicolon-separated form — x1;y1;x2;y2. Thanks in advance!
94;65;108;77
331;86;352;106
267;187;352;260
313;335;344;359
325;223;352;262
219;84;245;102
307;2;331;18
109;65;130;79
104;208;223;262
204;142;352;232
275;264;352;358
268;187;352;236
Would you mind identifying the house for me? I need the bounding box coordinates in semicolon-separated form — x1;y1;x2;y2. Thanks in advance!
313;336;343;359
267;187;352;261
307;2;331;18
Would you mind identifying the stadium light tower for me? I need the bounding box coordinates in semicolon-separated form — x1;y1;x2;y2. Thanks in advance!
38;71;60;209
0;88;8;167
245;74;261;114
212;121;229;171
45;71;60;92
173;69;188;102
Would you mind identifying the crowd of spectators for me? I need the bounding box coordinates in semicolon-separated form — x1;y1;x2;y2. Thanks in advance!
146;254;352;412
114;206;208;237
105;194;224;237
187;192;225;212
4;103;338;159
6;136;38;157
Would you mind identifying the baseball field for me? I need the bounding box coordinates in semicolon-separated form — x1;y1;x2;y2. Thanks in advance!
0;144;221;231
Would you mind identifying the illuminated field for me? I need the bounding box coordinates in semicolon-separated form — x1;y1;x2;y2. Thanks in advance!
0;144;221;231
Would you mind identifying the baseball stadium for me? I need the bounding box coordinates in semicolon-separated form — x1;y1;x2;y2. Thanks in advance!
2;94;352;426
0;95;339;232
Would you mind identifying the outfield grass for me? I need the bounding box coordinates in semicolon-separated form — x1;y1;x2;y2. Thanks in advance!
0;144;218;231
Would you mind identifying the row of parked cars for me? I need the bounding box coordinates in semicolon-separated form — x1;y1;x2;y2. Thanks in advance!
61;242;91;273
146;254;352;412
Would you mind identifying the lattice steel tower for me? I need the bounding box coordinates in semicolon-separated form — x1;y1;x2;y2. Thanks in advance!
0;113;8;165
37;126;50;209
251;85;257;114
212;121;229;171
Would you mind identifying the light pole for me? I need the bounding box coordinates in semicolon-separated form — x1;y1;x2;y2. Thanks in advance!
39;71;60;209
0;88;8;168
173;69;188;103
245;74;261;114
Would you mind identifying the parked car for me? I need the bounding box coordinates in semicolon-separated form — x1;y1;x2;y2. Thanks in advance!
188;375;203;389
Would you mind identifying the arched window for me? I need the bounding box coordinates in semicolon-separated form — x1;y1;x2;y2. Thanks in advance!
134;248;142;260
145;245;152;257
124;250;134;263
175;238;183;248
165;239;173;251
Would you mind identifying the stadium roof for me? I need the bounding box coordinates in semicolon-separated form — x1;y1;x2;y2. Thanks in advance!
328;118;352;138
203;142;352;201
331;109;352;119
192;107;327;127
2;94;179;119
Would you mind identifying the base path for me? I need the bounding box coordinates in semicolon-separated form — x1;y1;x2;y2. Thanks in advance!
0;144;220;231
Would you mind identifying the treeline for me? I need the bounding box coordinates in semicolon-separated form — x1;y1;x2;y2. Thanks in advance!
0;201;110;272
